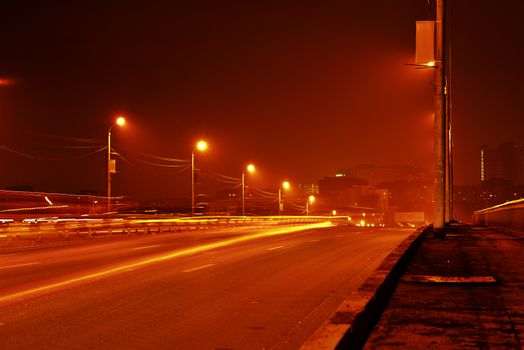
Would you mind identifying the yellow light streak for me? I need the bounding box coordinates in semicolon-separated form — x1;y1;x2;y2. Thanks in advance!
183;263;215;273
44;196;53;206
0;222;333;304
0;205;69;213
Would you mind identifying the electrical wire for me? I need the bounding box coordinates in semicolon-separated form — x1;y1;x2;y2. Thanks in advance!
137;152;189;164
199;169;241;184
203;168;241;182
37;134;106;145
1;145;107;161
0;146;37;159
249;187;278;200
41;144;105;150
129;155;191;169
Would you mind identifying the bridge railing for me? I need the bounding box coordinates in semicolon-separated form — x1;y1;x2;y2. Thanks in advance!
472;198;524;232
0;215;351;249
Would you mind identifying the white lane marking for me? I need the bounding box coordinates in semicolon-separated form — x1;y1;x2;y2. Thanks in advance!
183;263;215;273
308;239;320;243
0;262;40;270
268;245;285;251
132;245;161;251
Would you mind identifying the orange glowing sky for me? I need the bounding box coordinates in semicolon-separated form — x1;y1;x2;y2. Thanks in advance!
0;1;523;200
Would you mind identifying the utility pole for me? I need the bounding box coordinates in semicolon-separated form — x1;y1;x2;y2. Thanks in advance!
106;116;125;213
278;188;282;216
445;0;454;223
433;0;447;238
191;151;195;216
107;130;112;212
241;172;245;216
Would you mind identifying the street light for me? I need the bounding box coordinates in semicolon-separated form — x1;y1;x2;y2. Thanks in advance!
278;180;290;215
242;163;255;216
107;115;126;212
192;140;208;216
306;195;315;216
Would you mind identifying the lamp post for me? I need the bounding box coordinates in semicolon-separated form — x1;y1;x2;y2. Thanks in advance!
107;116;126;212
306;195;315;216
192;140;208;216
242;163;255;216
278;180;290;216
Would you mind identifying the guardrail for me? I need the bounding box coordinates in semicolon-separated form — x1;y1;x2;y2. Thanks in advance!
0;215;351;250
472;198;524;232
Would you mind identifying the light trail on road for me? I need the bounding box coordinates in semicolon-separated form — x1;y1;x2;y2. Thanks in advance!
132;244;162;250
0;263;40;270
183;263;216;273
0;222;333;304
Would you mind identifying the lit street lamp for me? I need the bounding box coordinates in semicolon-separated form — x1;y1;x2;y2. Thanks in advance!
306;195;315;216
192;140;208;216
242;163;255;216
107;115;126;212
278;180;290;215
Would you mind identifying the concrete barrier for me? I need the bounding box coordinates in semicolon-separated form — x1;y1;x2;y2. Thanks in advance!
472;198;524;232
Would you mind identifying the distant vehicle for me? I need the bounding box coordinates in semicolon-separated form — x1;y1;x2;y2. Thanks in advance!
22;217;58;224
36;217;59;223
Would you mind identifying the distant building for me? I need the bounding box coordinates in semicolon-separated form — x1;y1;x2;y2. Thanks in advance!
317;175;389;212
318;175;368;207
481;142;524;185
299;183;319;195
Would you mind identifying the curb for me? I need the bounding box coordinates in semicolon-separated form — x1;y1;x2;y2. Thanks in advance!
301;226;430;350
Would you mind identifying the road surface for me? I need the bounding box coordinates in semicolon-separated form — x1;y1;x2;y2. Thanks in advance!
0;223;413;349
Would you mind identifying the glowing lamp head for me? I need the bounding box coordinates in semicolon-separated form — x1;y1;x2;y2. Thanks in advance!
308;195;315;204
246;164;255;173
332;210;337;216
425;60;436;67
116;116;126;126
196;140;208;152
282;181;290;190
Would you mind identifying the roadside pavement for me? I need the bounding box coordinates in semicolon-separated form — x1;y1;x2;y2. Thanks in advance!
364;225;524;349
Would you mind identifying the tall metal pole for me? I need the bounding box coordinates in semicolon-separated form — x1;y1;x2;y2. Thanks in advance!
306;201;309;216
107;130;111;212
433;0;447;238
241;172;245;216
278;188;282;216
191;151;195;216
446;0;454;222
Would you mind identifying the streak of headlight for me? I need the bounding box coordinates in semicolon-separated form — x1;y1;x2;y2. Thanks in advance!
0;222;333;303
44;196;53;206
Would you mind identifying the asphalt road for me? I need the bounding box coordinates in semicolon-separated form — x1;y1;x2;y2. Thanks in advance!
0;223;413;349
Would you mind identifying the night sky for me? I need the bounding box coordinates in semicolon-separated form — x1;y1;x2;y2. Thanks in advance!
1;1;523;200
